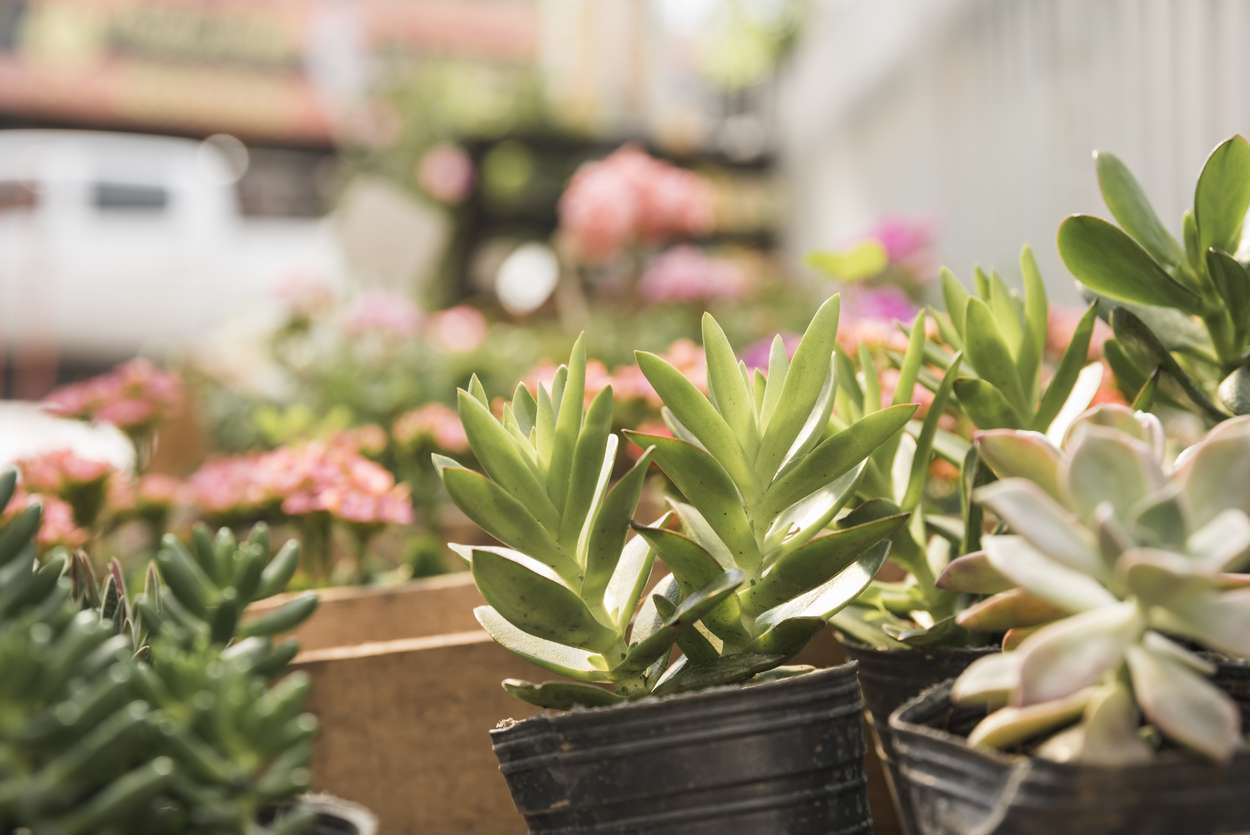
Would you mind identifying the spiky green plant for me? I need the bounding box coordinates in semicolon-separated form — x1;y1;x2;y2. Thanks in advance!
1058;134;1250;419
0;470;320;834
439;297;915;708
941;405;1250;762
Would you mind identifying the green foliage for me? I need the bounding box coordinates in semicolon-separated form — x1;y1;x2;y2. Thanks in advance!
440;299;911;708
942;406;1250;763
1059;136;1250;418
0;479;319;834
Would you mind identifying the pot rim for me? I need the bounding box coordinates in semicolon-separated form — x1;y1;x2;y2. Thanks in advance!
491;659;860;737
835;633;1000;658
297;793;379;834
889;679;1250;773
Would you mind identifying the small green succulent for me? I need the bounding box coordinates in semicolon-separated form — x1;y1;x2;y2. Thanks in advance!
439;297;914;708
0;470;320;834
1059;134;1250;419
942;405;1250;762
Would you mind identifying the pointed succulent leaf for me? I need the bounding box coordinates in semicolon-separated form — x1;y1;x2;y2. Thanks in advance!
761;403;915;520
1033;302;1098;430
1142;630;1216;675
474;606;610;682
582;447;651;603
936;551;1013;595
615;571;744;676
759;335;790;427
1151;586;1250;658
956;588;1070;632
1095;150;1189;270
1187;510;1250;572
547;338;587;515
756;295;840;480
1063;425;1163;523
1176;417;1250;527
982;535;1117;613
1126;644;1241;762
602;524;659;631
764;462;865;556
703;313;758;456
901;355;962;511
964;297;1027;411
1194;134;1250;256
952;652;1022;704
754;540;890;629
559;388;615;548
1058;215;1203;313
740;514;908;615
652;651;788;696
975;430;1064;502
471;550;618;652
953;378;1022;429
502;678;624;710
626;432;758;571
967;689;1093;751
975;481;1103;578
633;523;748;644
1076;680;1154;765
1015;602;1142;706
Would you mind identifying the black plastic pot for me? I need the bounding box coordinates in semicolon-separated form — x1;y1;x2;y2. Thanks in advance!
890;659;1250;835
266;794;378;835
838;638;998;834
490;662;872;833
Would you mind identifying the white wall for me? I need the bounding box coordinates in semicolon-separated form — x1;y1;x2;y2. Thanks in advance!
782;0;1250;302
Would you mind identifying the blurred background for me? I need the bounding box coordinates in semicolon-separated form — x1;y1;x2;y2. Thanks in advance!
0;0;1244;583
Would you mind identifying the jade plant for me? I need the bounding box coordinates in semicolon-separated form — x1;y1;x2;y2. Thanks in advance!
1059;134;1250;419
942;405;1250;762
0;469;321;833
438;297;915;708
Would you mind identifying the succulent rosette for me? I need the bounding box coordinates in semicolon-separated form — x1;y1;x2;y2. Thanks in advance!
942;404;1250;762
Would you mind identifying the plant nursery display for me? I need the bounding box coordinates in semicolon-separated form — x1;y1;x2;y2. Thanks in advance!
0;470;376;834
438;296;917;832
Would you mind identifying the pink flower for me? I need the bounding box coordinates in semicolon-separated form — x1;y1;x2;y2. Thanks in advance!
393;404;468;453
740;333;799;371
638;246;748;304
558;146;714;263
110;473;184;515
18;449;113;495
44;359;182;431
274;274;337;319
869;217;933;266
332;424;389;457
427;305;488;353
342;291;422;339
417;143;475;204
843;286;918;323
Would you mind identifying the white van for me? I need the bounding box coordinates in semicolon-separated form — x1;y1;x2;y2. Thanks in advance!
0;130;346;361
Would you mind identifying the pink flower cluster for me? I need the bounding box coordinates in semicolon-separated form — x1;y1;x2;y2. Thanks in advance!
867;217;934;278
44;359;182;431
638;246;748;304
526;339;708;410
2;488;87;550
188;442;414;528
342;291;423;339
417;143;475;205
558;146;714;263
393;403;468;453
109;473;184;515
426;305;488;353
275;274;337;320
18;449;113;495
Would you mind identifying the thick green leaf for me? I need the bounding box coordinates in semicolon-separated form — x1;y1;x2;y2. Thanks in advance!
652;651;788;696
636;350;755;496
547;337;586;513
941;268;971;339
602;525;659;631
559;388;614;548
975;430;1064;501
1218;364;1250;416
1126;644;1240;761
983;535;1117;613
615;571;744;676
1111;307;1227;421
1034;306;1099;432
740;515;907;615
901;355;962;510
953;379;1022;429
474;606;609;682
764;463;865;557
892;311;927;407
625;432;759;572
754;540;890;629
1095;150;1188;270
1208;250;1250;352
457;390;559;530
502;679;623;709
1058;215;1203;313
987;271;1025;360
760;336;790;428
1015;602;1141;706
441;468;572;579
756;295;840;480
582;449;652;604
1195;135;1250;256
703;313;758;457
1019;245;1049;395
760;403;915;520
472;549;618;651
964;297;1027;411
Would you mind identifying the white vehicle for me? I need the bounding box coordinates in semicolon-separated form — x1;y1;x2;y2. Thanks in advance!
0;130;346;361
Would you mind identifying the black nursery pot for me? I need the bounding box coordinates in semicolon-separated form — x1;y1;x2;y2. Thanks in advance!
838;638;998;834
267;795;378;835
889;659;1250;835
489;661;872;834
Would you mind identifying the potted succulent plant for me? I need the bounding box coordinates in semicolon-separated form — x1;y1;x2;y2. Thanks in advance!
1058;134;1250;418
438;296;917;832
828;247;1105;832
890;406;1250;834
0;469;377;835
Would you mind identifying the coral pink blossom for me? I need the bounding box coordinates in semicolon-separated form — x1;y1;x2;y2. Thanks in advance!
638;246;748;304
342;291;422;339
18;449;113;495
275;274;337;318
110;473;184;514
417;143;475;204
393;404;468;453
558;146;714;263
44;359;182;431
3;488;88;550
427;305;488;353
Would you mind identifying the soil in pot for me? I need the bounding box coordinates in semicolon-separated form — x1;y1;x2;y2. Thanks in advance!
837;638;998;835
889;670;1250;835
490;661;872;834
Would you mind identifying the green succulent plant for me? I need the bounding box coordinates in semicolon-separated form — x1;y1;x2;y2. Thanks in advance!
439;297;915;708
941;405;1250;763
0;470;320;834
1059;134;1250;419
